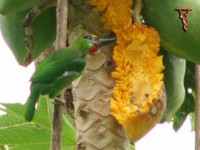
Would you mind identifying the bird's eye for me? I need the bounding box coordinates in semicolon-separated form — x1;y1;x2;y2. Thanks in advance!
88;37;93;40
84;35;92;39
84;35;97;41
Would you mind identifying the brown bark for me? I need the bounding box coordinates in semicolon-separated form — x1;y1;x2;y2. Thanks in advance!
72;46;130;150
52;0;68;150
195;64;200;150
68;0;130;149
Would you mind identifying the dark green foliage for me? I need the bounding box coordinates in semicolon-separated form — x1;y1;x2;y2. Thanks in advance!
0;0;40;15
173;92;195;131
0;7;56;65
161;50;186;122
173;61;195;131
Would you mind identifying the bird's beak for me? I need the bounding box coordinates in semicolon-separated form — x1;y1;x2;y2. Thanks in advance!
98;37;116;46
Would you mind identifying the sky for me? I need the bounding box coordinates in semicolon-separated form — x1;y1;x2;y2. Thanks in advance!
0;33;34;104
0;32;195;150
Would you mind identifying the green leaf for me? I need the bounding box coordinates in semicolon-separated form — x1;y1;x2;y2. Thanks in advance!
0;0;40;15
173;93;195;131
130;144;136;150
0;96;76;150
161;50;186;122
62;115;76;147
0;7;56;65
173;61;195;131
189;112;195;131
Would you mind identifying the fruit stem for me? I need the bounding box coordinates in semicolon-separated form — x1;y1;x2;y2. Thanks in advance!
132;0;143;23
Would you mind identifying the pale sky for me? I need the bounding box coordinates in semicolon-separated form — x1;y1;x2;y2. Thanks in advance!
0;32;195;150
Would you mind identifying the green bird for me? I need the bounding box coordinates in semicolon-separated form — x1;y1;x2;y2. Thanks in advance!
25;35;116;121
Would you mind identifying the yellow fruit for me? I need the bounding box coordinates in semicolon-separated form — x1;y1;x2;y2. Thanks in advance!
89;0;166;142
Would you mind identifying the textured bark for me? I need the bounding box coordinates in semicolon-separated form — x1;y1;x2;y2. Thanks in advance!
195;64;200;150
72;46;130;150
52;0;68;150
68;1;130;149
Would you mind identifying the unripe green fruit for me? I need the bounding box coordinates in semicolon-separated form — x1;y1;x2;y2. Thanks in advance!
142;0;200;63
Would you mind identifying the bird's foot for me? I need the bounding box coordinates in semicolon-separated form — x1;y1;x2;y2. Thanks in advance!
53;97;66;105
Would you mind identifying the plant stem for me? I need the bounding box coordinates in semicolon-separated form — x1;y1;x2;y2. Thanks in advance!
51;0;68;150
132;0;143;23
56;0;68;49
195;64;200;150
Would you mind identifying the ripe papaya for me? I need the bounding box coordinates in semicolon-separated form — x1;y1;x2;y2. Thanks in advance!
162;50;186;122
142;0;200;63
0;7;56;65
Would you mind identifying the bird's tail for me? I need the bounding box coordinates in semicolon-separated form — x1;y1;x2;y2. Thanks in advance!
25;92;40;121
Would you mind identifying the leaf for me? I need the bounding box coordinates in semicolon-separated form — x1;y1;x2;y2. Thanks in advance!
161;50;186;122
173;61;195;131
130;144;136;150
0;0;40;15
0;96;76;150
0;7;56;65
62;115;76;148
189;112;195;131
173;93;195;131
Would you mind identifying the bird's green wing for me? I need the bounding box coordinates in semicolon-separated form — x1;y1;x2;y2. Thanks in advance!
48;71;81;97
31;47;85;83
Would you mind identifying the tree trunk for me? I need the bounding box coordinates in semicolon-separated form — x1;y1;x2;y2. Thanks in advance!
195;64;200;150
68;0;130;149
72;45;130;150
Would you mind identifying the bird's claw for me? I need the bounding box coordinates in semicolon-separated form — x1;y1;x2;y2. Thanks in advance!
53;97;66;105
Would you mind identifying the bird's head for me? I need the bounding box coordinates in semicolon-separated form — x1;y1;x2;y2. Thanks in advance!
80;34;116;55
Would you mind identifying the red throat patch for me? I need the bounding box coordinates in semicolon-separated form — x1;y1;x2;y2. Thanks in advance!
88;46;98;55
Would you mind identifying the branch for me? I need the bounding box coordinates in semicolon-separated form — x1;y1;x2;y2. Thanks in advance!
56;0;68;49
195;64;200;150
51;0;68;150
